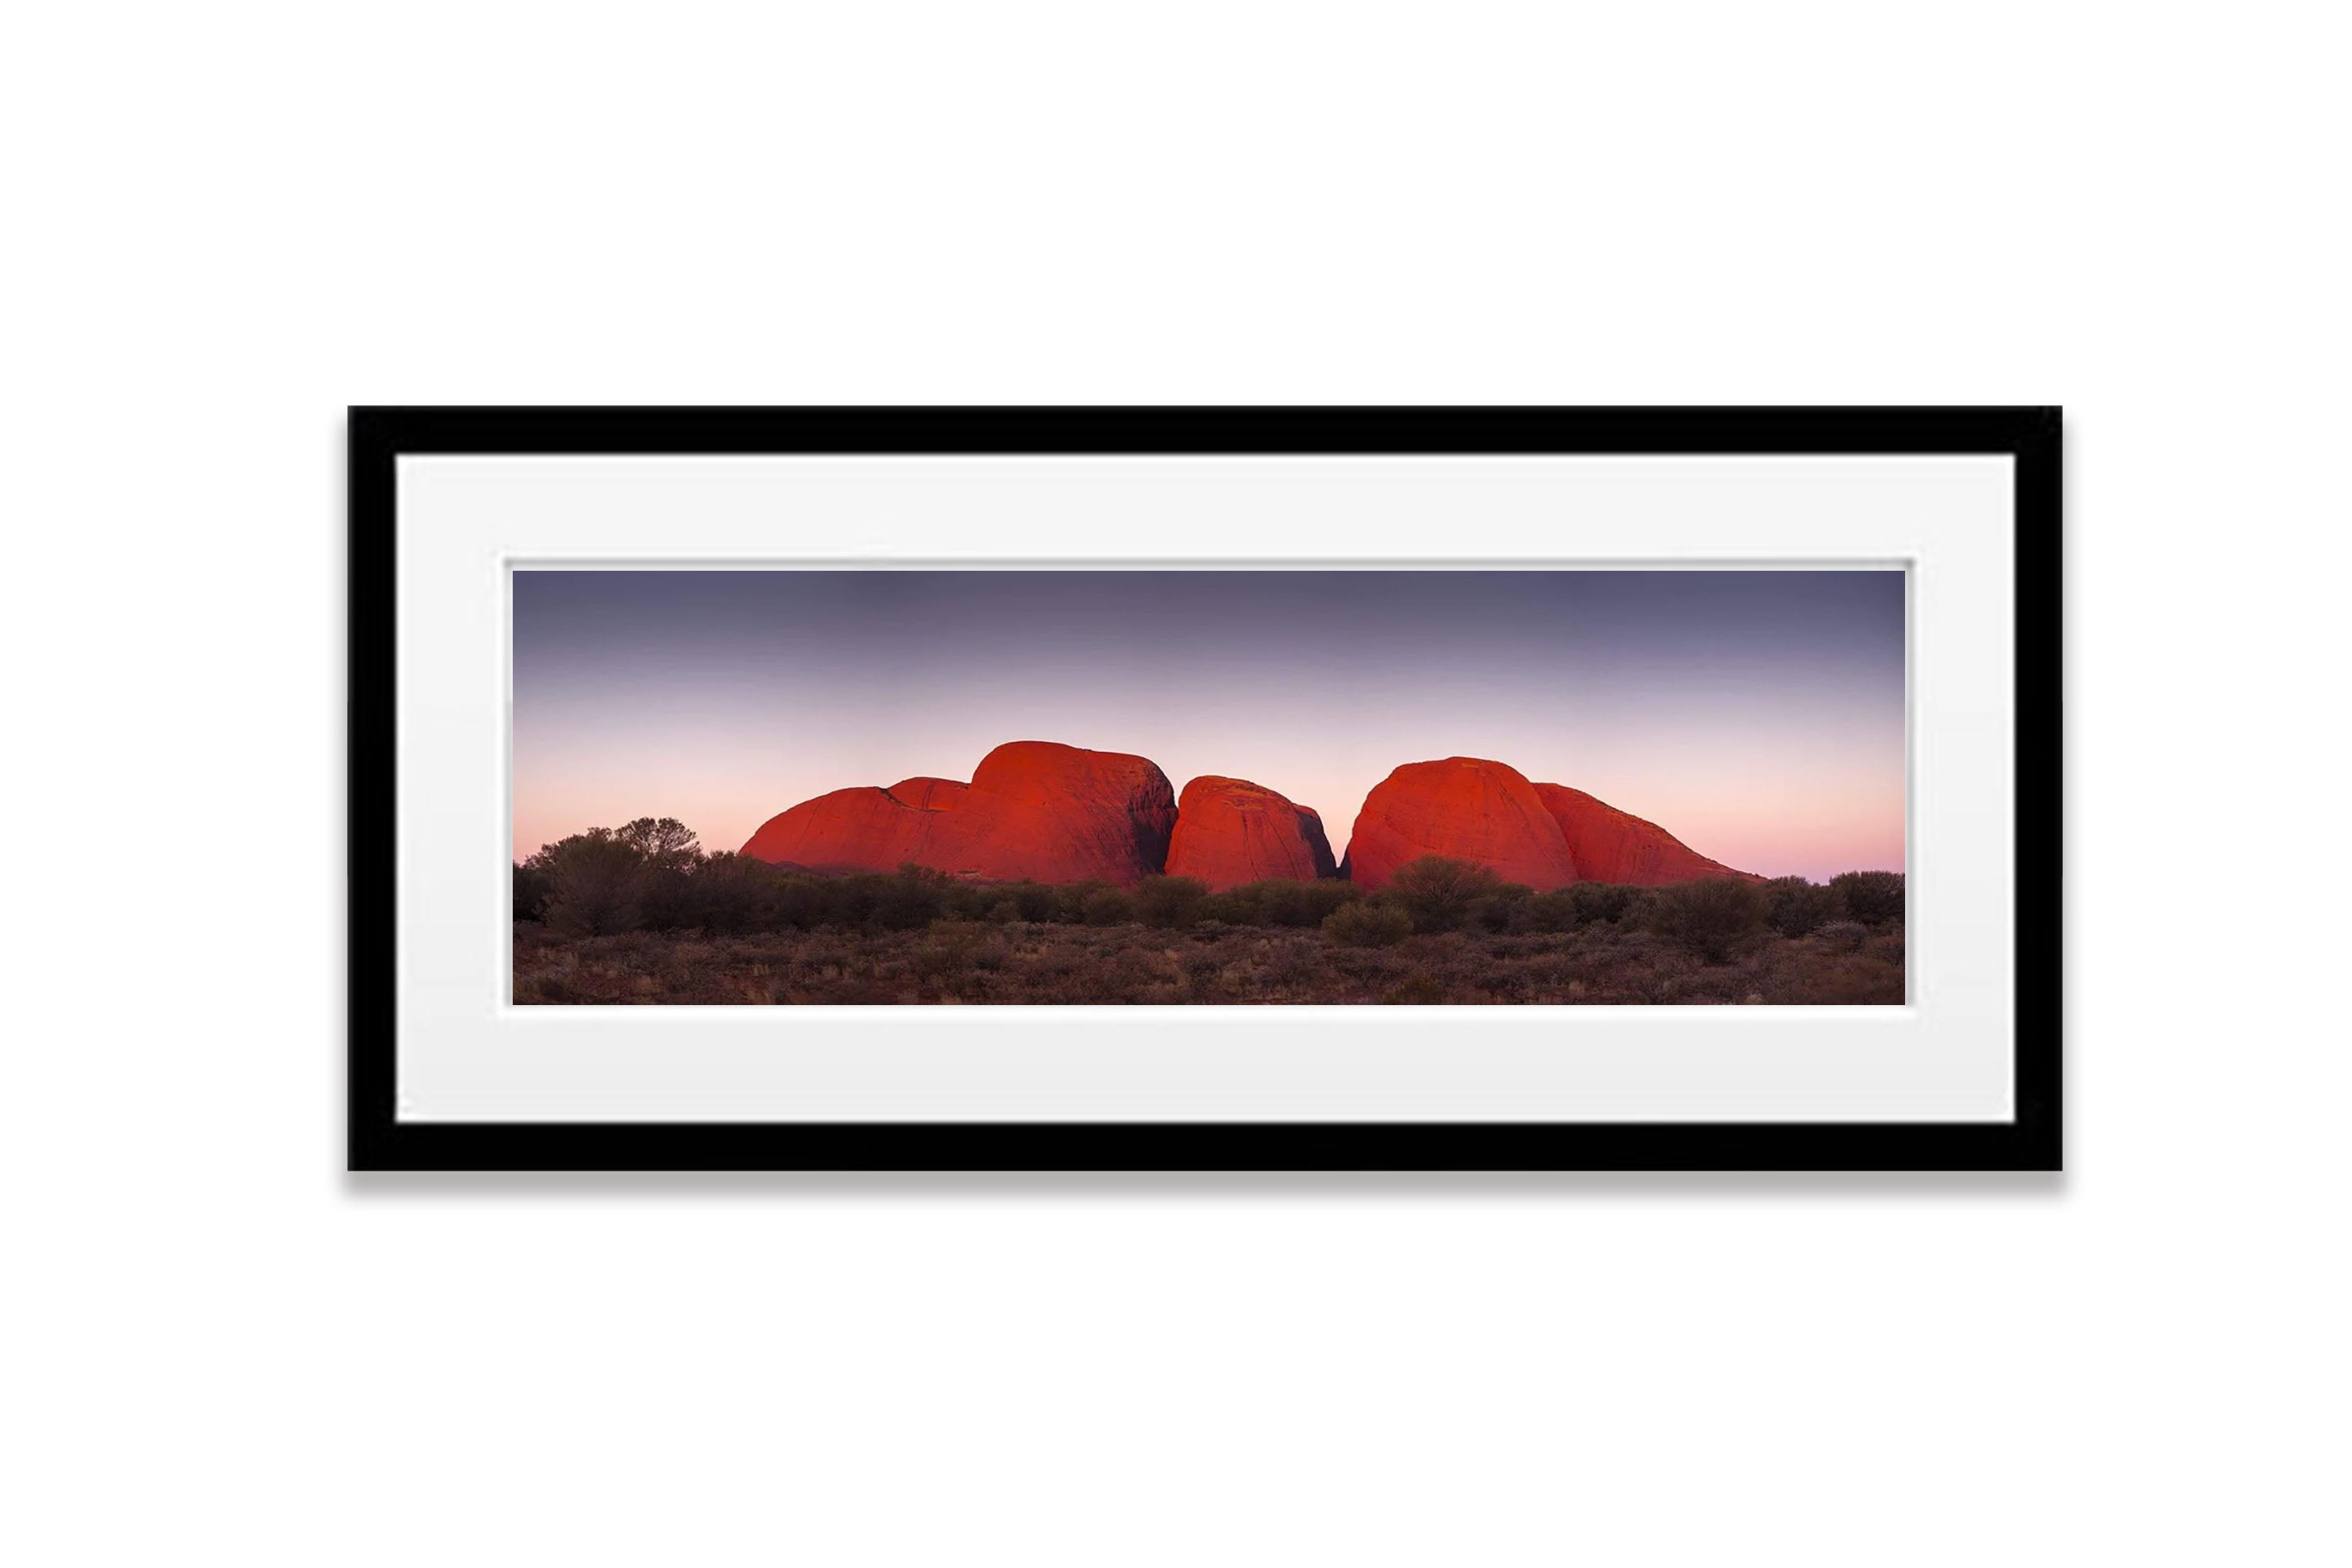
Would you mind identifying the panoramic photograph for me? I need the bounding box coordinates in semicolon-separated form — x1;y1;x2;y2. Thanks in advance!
512;569;1906;1004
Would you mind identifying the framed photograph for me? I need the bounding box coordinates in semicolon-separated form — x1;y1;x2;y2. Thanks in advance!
350;407;2060;1171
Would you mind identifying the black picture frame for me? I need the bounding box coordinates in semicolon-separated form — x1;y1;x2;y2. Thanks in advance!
350;407;2060;1172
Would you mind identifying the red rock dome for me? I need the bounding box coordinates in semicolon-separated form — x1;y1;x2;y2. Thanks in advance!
1164;775;1338;890
737;786;953;875
1531;783;1755;886
740;741;1177;886
956;741;1178;884
884;776;968;811
1340;757;1583;891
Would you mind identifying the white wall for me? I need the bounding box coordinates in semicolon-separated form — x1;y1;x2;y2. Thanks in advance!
5;5;2344;1563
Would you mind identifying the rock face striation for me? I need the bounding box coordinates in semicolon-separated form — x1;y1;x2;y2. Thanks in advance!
740;741;1178;886
1530;782;1755;887
1341;757;1584;891
1163;776;1338;890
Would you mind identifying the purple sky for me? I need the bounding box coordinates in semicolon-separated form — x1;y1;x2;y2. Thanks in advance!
514;570;1905;882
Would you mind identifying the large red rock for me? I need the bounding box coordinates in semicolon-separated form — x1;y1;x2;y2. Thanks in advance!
737;786;953;875
740;741;1178;885
957;741;1178;884
1531;783;1756;886
1164;776;1338;890
1340;757;1583;891
885;776;968;811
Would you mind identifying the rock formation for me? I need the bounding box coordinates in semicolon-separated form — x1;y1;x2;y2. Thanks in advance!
884;776;968;811
743;742;1751;891
740;741;1177;886
1163;776;1338;890
737;785;957;876
1340;757;1584;891
1530;782;1756;887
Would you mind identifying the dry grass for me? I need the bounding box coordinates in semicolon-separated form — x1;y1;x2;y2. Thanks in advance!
513;919;1904;1006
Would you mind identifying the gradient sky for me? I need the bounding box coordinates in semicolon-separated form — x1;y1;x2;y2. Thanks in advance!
514;570;1905;883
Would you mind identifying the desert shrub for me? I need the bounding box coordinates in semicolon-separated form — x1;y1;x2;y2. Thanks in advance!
1817;920;1870;952
1567;881;1642;926
1323;900;1414;948
913;920;983;978
1643;877;1770;961
512;862;553;921
823;875;888;930
1631;947;1700;1003
1506;890;1579;934
1382;973;1447;1004
1285;880;1360;927
1251;936;1322;990
875;864;956;930
1191;892;1251;926
1384;856;1507;933
1213;878;1360;927
1672;966;1755;1004
1054;880;1116;923
1763;876;1843;938
637;862;706;930
1773;951;1904;1004
537;829;648;936
1475;964;1534;1001
1831;870;1906;927
1134;874;1211;929
685;853;782;934
930;880;981;921
984;899;1020;924
1198;885;1254;924
1464;883;1534;933
964;884;1058;921
984;880;1058;922
1080;887;1137;925
771;875;839;930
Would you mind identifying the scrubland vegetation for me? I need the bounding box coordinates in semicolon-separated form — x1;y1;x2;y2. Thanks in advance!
514;819;1904;1005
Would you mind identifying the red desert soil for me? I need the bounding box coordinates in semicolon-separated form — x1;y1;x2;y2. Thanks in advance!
1530;782;1756;887
1163;775;1338;890
741;740;1178;886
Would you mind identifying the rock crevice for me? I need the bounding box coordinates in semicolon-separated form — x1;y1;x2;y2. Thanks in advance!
1164;776;1338;890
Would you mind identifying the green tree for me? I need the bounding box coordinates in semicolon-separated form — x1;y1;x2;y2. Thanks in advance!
538;828;648;936
1763;876;1842;937
1567;881;1642;925
1831;870;1906;927
615;816;701;869
1134;874;1211;929
1506;890;1578;934
1384;856;1506;933
1080;887;1138;925
1643;877;1770;961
